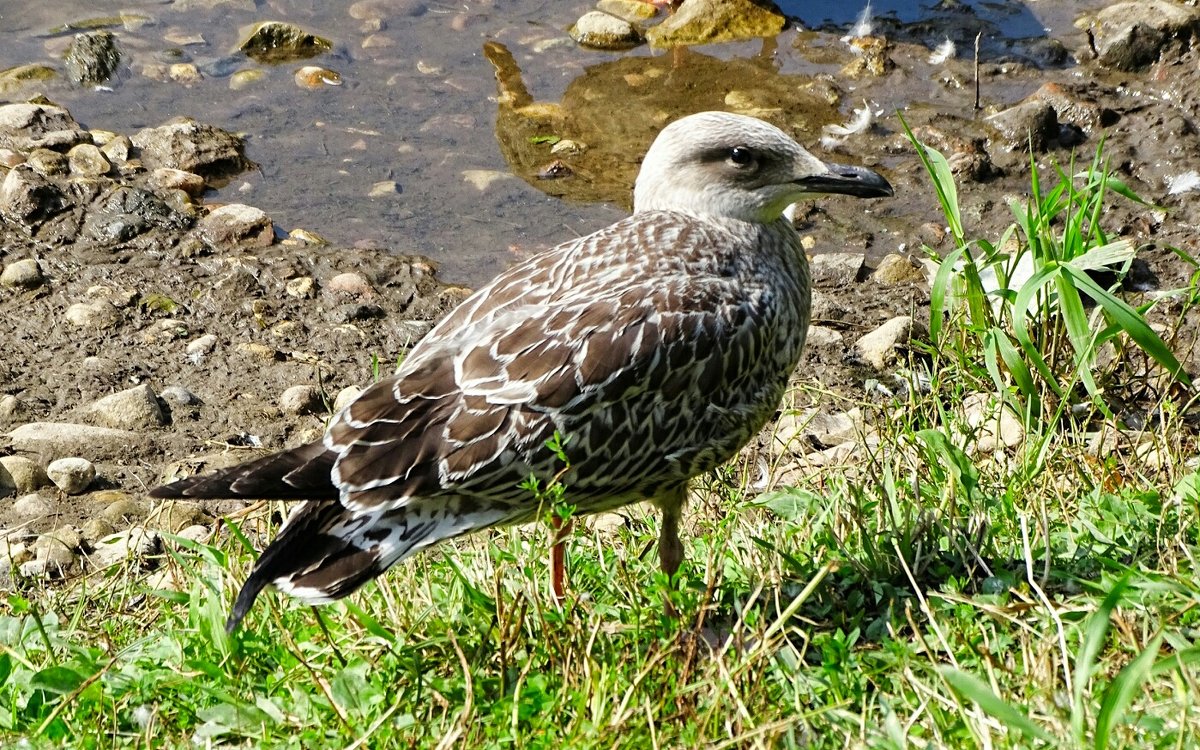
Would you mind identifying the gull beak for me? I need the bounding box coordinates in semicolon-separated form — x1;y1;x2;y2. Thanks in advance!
795;163;894;199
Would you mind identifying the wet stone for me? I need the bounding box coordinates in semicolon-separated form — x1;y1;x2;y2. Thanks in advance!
100;135;131;163
131;118;249;178
82;186;190;244
285;276;315;299
646;0;785;48
569;12;645;51
229;69;266;90
144;167;205;197
46;457;97;495
0;64;57;94
65;31;122;84
596;0;658;22
238;21;332;63
26;148;69;176
1;258;44;289
197;203;273;248
68;143;110;176
295;66;342;89
1086;1;1200;71
0;165;65;226
986;99;1059;152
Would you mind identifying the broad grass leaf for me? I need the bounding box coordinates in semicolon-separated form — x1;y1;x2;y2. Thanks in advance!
940;667;1054;744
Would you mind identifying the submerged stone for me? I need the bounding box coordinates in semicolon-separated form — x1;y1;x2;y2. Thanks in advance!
238;21;332;64
65;31;122;84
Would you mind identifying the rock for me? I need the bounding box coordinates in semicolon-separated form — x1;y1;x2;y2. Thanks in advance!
80;518;115;543
86;384;168;430
810;252;865;287
148;500;210;532
986;99;1059;152
1023;82;1119;134
328;272;374;298
238;21;332;63
0;63;57;94
0;539;31;571
160;385;201;407
848;316;916;371
144;167;205;197
295;66;343;89
81;186;190;244
0;102;88;152
872;254;926;286
804;325;844;348
285;276;315;299
131;118;249;179
46;457;96;494
0;394;25;420
65;31;122;84
569;12;644;51
1;258;44;289
65;299;121;328
367;180;398;197
100;495;147;525
596;0;658;22
280;385;323;416
229;69;267;90
26;148;69;176
333;385;363;412
646;0;785;48
841;37;895;78
9;492;53;523
0;165;65;226
186;333;218;359
0;455;50;494
197;203;273;248
960;393;1025;453
67;143;110;176
1085;1;1200;71
9;422;153;461
89;526;160;569
30;528;81;575
169;63;203;85
100;135;131;163
174;524;210;545
773;408;864;453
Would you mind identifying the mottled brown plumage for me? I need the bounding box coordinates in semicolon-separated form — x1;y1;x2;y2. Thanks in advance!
150;111;892;631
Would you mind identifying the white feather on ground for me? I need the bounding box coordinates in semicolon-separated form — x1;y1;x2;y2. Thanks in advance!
928;39;956;64
820;104;874;149
841;2;873;45
1168;171;1200;195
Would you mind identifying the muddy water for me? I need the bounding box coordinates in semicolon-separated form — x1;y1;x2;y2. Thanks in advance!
0;0;1109;286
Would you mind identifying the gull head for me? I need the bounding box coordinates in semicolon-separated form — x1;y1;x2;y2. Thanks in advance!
633;111;893;223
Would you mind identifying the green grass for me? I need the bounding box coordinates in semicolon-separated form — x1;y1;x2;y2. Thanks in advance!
3;141;1200;748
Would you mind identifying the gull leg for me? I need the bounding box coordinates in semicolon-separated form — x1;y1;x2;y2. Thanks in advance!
655;485;687;617
550;515;573;603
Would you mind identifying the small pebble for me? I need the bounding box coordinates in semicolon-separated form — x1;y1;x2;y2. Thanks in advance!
328;272;374;298
285;276;315;298
295;65;342;89
186;333;218;357
67;143;110;176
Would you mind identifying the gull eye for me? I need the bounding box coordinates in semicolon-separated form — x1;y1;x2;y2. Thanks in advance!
727;146;755;168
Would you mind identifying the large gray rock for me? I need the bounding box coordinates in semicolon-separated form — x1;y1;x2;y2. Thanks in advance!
569;12;644;51
0;102;89;151
0;165;65;225
46;457;97;495
1086;1;1200;70
196;203;273;248
86;384;168;430
9;422;155;461
130;118;250;179
848;316;917;371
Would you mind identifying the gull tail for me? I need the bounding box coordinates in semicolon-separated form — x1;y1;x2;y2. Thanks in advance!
148;441;339;500
227;498;515;633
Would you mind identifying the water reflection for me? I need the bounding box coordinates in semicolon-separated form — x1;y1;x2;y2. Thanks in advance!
484;39;842;207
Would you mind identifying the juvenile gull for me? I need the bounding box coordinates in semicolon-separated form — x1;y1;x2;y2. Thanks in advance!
150;111;893;631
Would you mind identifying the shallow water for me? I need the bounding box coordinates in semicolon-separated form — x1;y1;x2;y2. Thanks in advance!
0;0;1110;286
